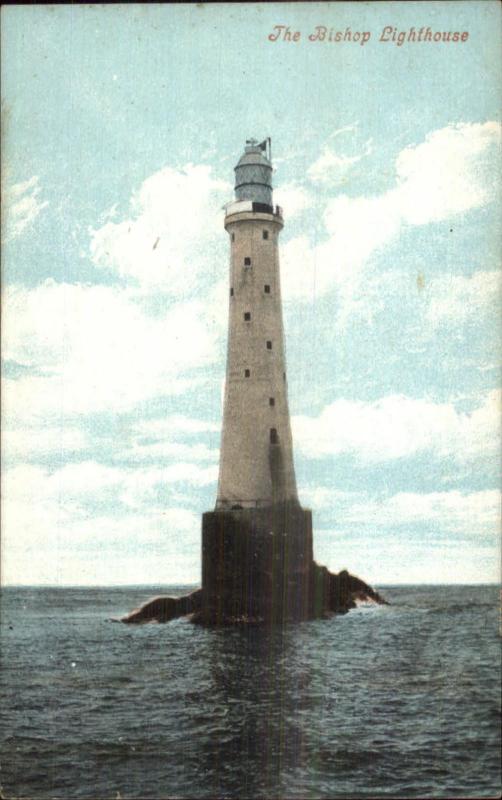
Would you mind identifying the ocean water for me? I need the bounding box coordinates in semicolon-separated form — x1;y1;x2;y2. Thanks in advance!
1;585;500;799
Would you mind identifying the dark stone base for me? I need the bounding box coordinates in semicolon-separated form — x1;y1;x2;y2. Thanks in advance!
118;504;387;625
198;503;314;624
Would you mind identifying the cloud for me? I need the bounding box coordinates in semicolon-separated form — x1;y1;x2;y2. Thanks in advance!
282;122;501;304
122;441;218;463
342;489;500;535
4;459;496;586
2;459;216;517
274;184;312;218
328;124;360;139
2;176;49;242
280;235;322;300
307;138;372;184
204;278;230;335
1;461;213;584
135;415;219;437
120;414;220;464
292;390;500;463
160;462;218;487
315;535;499;586
89;164;230;293
394;122;501;225
299;486;361;511
3;280;219;421
426;270;500;327
2;425;88;462
309;488;500;584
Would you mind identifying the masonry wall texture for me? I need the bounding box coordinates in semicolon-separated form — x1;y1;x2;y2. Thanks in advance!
217;209;298;508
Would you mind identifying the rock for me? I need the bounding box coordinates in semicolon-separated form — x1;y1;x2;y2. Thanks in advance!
118;505;387;625
117;589;202;624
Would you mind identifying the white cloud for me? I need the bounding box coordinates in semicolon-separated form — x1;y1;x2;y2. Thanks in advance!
426;270;500;327
1;504;201;586
274;184;311;218
299;486;361;511
204;278;230;334
135;415;219;437
292;390;500;463
124;414;221;463
161;462;218;487
89;164;230;293
315;535;499;586
121;440;218;463
322;191;402;271
2;175;49;242
281;235;322;300
2;462;497;586
395;122;501;225
344;489;500;534
0;461;212;584
116;463;217;509
328;124;359;139
282;122;501;305
2;425;88;462
3;280;218;421
311;488;500;584
2;459;215;520
100;413;221;464
307;138;372;184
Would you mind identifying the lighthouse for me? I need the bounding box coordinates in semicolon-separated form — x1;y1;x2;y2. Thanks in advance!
120;139;387;625
199;138;316;624
217;138;298;509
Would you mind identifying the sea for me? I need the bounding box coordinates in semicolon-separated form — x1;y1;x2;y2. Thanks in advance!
1;585;500;800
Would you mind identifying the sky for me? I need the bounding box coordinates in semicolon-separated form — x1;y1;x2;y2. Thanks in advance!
1;1;501;587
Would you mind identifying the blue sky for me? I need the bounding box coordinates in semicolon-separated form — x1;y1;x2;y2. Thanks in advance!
2;2;500;586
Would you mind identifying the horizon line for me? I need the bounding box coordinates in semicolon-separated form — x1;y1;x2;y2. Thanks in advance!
1;581;500;589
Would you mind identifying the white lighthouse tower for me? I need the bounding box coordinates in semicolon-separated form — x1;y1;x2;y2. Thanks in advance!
199;138;315;624
119;138;387;625
216;138;298;509
120;139;386;625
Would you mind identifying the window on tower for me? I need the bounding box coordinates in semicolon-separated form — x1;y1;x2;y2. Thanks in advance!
264;285;270;294
231;233;235;242
269;397;275;407
244;369;250;378
230;288;234;296
244;257;251;266
263;230;269;240
270;428;279;444
244;312;251;321
266;340;272;350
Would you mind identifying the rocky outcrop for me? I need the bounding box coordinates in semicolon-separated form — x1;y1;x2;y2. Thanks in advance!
320;566;387;615
118;503;387;625
117;569;386;625
117;589;203;624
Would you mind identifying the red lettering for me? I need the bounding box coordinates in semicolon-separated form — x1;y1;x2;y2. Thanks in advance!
269;25;285;42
